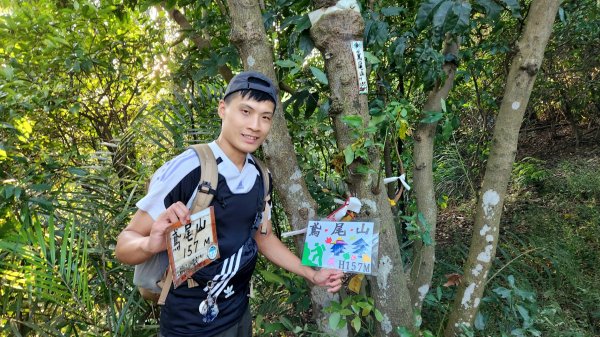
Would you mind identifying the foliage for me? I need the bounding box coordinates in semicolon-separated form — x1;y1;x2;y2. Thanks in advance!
430;157;600;336
1;0;599;335
325;294;383;335
252;258;320;336
512;157;549;190
434;138;477;200
529;0;600;139
0;0;219;328
401;212;434;246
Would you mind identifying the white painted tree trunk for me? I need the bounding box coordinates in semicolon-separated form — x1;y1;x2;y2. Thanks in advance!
444;1;560;335
309;3;414;335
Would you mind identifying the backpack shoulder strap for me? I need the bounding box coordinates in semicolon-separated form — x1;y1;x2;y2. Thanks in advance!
155;144;217;305
189;144;218;214
157;268;173;305
251;155;271;235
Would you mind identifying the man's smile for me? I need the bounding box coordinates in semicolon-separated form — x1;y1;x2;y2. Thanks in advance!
242;134;259;141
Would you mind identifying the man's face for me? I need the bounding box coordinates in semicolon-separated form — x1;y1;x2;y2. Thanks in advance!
218;92;275;158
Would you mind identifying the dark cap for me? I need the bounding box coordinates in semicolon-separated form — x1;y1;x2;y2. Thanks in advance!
224;71;278;107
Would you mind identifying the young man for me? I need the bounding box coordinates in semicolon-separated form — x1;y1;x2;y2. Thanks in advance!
115;71;344;337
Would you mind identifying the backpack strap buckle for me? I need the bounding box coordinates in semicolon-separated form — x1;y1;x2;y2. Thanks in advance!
198;181;216;195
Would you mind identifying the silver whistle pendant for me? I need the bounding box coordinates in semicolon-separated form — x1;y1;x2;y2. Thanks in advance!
199;280;219;323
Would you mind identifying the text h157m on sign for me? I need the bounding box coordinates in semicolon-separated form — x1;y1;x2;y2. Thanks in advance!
301;220;376;274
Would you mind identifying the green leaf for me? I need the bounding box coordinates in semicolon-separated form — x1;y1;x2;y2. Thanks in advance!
507;274;515;287
344;146;355;165
417;212;430;227
558;7;565;23
368;113;387;128
433;1;453;29
329;312;341;330
351;316;361;332
381;6;405;17
341;115;363;128
423;331;435;337
416;0;444;29
422;230;433;245
258;269;286;285
355;164;371;175
474;312;486;330
49;216;56;266
275;59;298;68
68;167;88;176
340;308;353;316
296;15;311;32
310;66;328;85
1;65;15;80
281;14;302;29
500;0;521;18
442;117;454;140
30;184;51;192
515;287;535;302
279;316;294;330
364;51;380;65
341;295;353;308
396;326;416;337
493;286;512;299
414;311;422;328
420;111;444;123
263;322;286;334
452;2;471;33
299;33;315;57
374;309;383;322
476;0;502;18
516;304;531;324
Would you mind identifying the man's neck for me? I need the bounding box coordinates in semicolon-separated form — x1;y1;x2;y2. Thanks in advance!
214;138;246;171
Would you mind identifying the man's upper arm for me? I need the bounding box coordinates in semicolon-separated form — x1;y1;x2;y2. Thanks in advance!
115;209;155;264
122;209;154;237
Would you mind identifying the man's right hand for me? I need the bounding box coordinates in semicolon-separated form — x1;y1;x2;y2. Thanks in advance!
144;201;191;254
116;202;192;265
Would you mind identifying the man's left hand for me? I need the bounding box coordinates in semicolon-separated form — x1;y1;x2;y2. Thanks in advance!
312;269;344;293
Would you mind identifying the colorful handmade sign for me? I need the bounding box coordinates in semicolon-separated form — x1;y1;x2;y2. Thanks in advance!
301;220;376;274
166;206;219;287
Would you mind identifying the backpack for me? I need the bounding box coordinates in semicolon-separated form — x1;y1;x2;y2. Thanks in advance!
133;143;271;304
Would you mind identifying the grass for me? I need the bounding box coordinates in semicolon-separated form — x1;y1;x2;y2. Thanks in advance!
428;156;600;336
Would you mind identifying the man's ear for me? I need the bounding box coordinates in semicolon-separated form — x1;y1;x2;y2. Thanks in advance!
218;100;226;119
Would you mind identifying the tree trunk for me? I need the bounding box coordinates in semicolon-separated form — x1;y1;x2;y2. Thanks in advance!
225;0;344;335
409;36;459;310
444;1;560;334
309;3;414;335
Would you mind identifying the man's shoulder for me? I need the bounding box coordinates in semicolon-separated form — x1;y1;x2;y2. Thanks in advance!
151;149;200;185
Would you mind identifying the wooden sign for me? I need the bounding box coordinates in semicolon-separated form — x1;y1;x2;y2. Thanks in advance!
301;220;376;274
166;206;219;288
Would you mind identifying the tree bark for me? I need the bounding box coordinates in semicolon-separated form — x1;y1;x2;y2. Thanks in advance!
309;3;414;335
409;36;459;310
225;0;344;335
444;1;560;335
